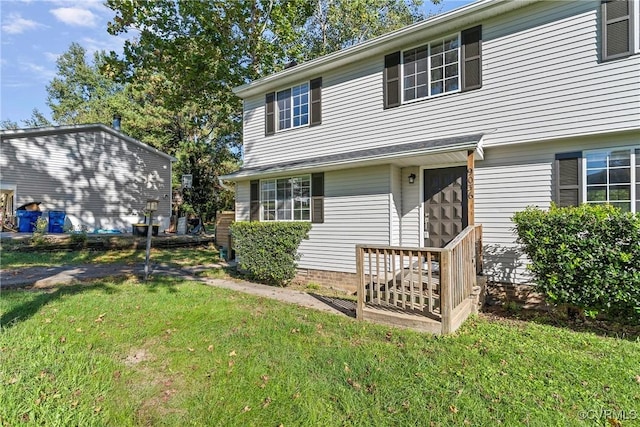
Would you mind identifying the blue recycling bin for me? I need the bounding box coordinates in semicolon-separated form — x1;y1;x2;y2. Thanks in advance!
17;210;43;232
48;211;66;233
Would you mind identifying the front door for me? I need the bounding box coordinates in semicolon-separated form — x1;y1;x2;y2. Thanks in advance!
423;167;467;247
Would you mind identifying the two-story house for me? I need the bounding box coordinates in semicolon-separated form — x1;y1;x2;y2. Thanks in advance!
223;0;640;294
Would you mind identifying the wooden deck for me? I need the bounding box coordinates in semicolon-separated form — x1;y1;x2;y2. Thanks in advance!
356;225;482;334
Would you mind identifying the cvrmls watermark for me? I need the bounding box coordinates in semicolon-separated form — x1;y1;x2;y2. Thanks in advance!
578;409;638;421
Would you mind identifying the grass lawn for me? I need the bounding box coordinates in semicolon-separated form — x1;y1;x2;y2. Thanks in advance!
1;278;639;426
0;246;221;270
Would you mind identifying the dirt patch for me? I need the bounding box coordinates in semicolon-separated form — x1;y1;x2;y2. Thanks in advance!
124;348;153;366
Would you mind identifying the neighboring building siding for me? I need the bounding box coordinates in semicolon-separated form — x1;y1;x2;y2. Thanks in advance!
0;128;172;231
475;130;639;283
241;0;638;168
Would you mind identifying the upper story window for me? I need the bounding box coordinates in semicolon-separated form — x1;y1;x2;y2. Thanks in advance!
403;35;460;102
265;78;322;136
277;83;309;130
384;26;481;109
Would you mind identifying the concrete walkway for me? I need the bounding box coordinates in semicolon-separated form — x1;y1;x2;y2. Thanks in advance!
0;263;356;318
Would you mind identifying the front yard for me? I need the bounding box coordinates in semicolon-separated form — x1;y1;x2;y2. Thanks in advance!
1;276;638;426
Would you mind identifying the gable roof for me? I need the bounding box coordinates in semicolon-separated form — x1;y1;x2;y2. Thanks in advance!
0;124;176;162
233;0;540;98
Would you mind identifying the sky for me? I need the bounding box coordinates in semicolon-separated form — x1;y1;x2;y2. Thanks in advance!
1;0;474;126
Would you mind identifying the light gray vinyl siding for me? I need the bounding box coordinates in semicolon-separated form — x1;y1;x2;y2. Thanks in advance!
241;0;639;169
0;128;172;231
400;166;421;247
390;165;401;246
475;131;640;284
297;166;395;273
235;181;251;221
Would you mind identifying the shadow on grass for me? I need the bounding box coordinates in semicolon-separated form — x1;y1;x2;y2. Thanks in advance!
0;281;122;329
481;305;640;342
309;294;356;318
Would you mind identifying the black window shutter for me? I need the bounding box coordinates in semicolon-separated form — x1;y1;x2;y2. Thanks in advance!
461;26;482;91
310;77;322;126
602;0;632;60
383;52;401;109
250;180;260;221
311;172;324;223
265;92;275;136
555;152;582;207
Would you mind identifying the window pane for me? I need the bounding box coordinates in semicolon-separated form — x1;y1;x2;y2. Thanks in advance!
586;152;607;168
431;81;443;95
446;36;459;50
445;78;459;92
610;150;630;167
609;185;630;201
610;168;630;184
431;42;444;55
445;64;457;78
430;68;442;81
587;186;607;201
586;169;606;185
431;54;443;67
445;50;458;64
404;75;415;88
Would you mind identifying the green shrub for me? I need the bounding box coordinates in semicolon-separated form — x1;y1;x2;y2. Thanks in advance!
30;216;49;245
512;204;640;321
230;222;312;286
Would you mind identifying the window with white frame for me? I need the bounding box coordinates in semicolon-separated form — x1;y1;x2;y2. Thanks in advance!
277;83;309;130
403;34;460;102
261;175;311;221
584;147;640;212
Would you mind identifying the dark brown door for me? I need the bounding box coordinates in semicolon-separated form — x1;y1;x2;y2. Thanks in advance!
423;167;467;247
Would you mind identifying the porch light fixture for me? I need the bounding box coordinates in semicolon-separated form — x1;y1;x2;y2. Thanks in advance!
408;173;416;184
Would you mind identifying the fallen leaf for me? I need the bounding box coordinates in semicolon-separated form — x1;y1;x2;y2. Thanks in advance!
207;345;214;352
262;397;272;408
228;360;235;368
290;328;300;333
59;336;66;343
347;378;361;390
188;348;195;352
8;377;18;385
449;405;458;414
93;406;102;413
635;375;640;384
229;350;236;357
45;318;52;323
242;406;251;412
344;363;351;373
292;392;300;400
76;328;83;332
608;419;622;427
70;400;79;408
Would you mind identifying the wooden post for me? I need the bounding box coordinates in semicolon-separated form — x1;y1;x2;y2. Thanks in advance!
440;249;453;334
356;245;364;320
467;150;475;226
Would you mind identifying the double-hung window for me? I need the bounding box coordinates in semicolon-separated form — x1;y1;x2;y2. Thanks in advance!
384;26;481;109
277;83;309;130
403;35;460;102
261;175;311;221
584;147;640;212
265;78;321;135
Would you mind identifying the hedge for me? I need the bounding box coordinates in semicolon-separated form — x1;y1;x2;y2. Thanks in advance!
230;221;312;286
512;204;640;321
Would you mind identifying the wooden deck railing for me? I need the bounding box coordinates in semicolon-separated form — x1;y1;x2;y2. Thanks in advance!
356;225;482;334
